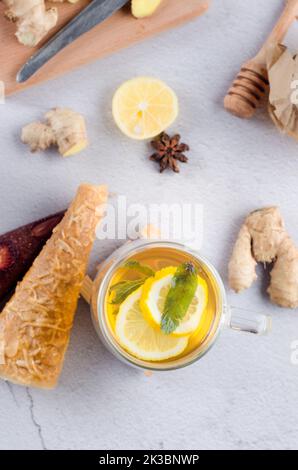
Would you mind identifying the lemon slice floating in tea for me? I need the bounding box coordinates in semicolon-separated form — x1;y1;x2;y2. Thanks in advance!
140;267;208;337
112;77;179;140
115;288;188;361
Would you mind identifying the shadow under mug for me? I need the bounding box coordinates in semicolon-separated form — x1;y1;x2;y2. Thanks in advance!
82;239;271;372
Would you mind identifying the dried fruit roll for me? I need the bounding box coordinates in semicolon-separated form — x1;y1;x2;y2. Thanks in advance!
0;183;108;389
0;211;65;303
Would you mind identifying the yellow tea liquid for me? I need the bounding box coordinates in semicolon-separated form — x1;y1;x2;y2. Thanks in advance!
105;246;221;362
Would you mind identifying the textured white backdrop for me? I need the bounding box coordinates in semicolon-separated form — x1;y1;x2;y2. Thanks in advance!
0;0;298;450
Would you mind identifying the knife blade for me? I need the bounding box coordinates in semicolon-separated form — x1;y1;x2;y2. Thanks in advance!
17;0;128;83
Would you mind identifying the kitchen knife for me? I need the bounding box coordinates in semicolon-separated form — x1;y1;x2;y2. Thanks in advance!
17;0;128;83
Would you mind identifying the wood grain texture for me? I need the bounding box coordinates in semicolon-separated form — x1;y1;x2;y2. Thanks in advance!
0;0;209;96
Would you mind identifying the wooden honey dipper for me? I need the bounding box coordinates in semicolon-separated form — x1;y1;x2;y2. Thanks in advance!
224;0;298;119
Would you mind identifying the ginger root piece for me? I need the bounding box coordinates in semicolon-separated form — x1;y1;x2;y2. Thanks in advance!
132;0;162;18
2;0;79;47
228;223;257;293
22;107;88;157
0;183;107;389
229;207;298;308
3;0;58;47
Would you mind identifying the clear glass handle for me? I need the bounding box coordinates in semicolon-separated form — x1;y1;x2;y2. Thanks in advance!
227;307;272;335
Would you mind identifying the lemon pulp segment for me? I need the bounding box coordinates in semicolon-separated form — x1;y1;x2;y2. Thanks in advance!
115;288;188;361
112;77;178;140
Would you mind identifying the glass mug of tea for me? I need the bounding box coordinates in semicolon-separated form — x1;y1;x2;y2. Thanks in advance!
82;239;271;371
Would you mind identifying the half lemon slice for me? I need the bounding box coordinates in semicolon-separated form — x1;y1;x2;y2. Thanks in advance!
112;77;178;140
115;288;188;361
140;267;208;337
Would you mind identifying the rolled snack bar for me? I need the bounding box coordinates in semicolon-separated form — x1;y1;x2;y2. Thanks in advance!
0;183;108;389
0;211;65;303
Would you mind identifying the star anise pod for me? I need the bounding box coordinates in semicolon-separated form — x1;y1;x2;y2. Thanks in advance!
150;132;190;173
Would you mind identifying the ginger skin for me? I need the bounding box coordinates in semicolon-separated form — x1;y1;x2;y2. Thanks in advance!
2;0;79;47
229;207;298;308
132;0;162;19
21;108;88;157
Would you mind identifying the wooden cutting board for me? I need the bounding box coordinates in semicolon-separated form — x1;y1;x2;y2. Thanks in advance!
0;0;209;96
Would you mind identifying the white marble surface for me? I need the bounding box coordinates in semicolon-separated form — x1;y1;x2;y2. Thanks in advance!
1;0;298;450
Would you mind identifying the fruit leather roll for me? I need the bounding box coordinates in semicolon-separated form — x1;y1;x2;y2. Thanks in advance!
0;183;108;389
0;211;65;303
